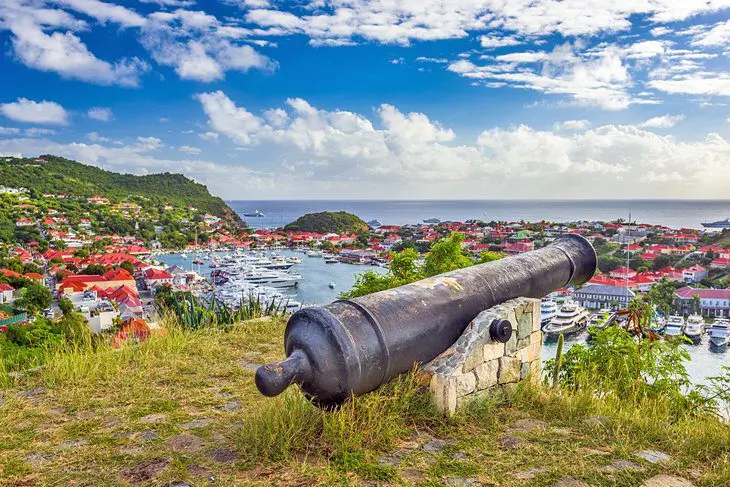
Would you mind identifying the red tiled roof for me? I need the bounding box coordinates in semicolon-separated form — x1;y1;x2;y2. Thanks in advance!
0;283;14;291
676;287;730;299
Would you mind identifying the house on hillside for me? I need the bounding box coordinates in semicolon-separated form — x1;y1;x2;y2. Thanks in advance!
0;283;15;305
573;284;635;310
675;287;730;318
681;265;707;283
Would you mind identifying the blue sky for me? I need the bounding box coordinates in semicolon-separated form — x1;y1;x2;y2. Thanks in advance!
0;1;729;200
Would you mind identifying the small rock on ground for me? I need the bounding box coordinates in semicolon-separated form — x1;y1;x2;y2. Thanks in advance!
442;478;479;486
118;457;170;483
218;400;241;411
187;464;216;482
508;418;548;432
641;475;695;487
401;468;426;484
205;448;238;463
515;467;547;480
133;430;159;442
179;418;214;430
600;460;643;473
57;439;89;450
15;387;47;400
634;450;671;464
501;436;524;449
421;438;451;453
450;451;469;461
553;477;590;487
166;434;205;453
139;413;168;424
24;452;54;467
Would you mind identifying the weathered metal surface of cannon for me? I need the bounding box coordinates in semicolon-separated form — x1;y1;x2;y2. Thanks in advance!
255;234;596;406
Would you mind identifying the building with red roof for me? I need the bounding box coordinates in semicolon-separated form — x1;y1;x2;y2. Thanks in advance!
143;268;173;288
0;283;15;305
23;272;44;283
675;287;730;318
681;264;707;283
609;267;637;280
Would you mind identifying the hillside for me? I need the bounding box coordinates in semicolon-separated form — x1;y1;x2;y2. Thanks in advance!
0;155;235;219
284;211;369;234
0;317;726;485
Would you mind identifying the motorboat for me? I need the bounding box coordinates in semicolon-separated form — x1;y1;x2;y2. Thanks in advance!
648;315;666;334
306;250;322;257
180;253;188;259
709;319;730;350
328;281;336;289
663;315;685;338
684;314;704;344
324;255;339;264
701;218;730;229
287;256;302;264
543;303;591;339
540;299;559;326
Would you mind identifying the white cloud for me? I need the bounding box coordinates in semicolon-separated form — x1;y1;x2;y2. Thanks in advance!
479;35;523;49
139;0;196;6
0;1;149;87
0;127;21;136
54;0;146;28
139;9;276;82
390;57;405;64
648;73;730;96
244;1;730;45
553;120;591;131
87;131;111;143
193;91;730;198
0;98;69;125
638;114;685;128
24;127;55;136
199;131;219;141
87;107;113;122
179;145;201;154
691;20;730;47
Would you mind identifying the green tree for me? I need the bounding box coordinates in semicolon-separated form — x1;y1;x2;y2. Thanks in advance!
421;233;472;277
476;251;506;264
58;297;74;315
15;283;53;314
119;260;135;275
80;264;109;276
645;278;678;316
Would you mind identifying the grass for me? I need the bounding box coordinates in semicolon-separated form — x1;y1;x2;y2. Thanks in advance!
0;316;728;486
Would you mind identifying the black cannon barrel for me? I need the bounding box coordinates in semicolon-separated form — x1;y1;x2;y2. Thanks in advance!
256;234;596;406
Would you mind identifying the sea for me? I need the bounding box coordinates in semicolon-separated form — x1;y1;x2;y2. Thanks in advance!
157;199;730;388
229;199;730;230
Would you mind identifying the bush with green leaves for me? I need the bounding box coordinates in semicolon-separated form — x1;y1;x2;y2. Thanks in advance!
341;233;500;299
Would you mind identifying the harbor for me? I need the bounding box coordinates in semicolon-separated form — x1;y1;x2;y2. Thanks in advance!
155;248;728;387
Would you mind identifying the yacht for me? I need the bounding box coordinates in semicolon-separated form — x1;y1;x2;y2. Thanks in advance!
287;256;302;264
423;218;441;224
543;303;591;339
180;253;188;259
709;319;730;350
684;314;704;344
663;315;685;338
649;315;666;334
367;219;383;228
243;210;265;217
324;255;339;264
540;299;559;327
701;218;730;229
306;250;322;258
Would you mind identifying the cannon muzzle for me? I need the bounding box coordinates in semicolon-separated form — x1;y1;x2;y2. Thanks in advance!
256;234;596;406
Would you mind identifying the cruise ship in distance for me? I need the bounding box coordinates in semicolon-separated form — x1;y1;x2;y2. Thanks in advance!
243;210;265;217
701;218;730;229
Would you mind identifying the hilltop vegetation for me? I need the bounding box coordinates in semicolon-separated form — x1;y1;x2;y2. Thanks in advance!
0;155;235;219
284;211;369;234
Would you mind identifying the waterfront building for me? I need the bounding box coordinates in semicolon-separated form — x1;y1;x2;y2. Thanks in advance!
675;287;730;318
573;284;635;310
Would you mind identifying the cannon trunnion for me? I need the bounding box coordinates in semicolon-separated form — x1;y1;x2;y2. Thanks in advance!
256;234;597;406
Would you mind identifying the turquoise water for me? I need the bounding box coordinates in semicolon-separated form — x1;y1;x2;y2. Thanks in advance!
156;250;727;387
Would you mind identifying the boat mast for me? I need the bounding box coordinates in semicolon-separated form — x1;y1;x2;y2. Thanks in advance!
625;211;631;308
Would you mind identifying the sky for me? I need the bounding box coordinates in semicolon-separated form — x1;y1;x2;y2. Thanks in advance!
0;1;729;200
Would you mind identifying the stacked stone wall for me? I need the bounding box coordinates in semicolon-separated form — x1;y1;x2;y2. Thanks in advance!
421;297;542;415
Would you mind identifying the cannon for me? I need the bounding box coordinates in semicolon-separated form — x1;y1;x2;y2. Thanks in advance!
255;234;596;406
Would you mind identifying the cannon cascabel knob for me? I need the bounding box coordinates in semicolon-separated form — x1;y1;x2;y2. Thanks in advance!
489;319;513;343
255;350;313;397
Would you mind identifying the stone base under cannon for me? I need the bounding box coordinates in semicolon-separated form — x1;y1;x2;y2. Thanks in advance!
420;298;542;415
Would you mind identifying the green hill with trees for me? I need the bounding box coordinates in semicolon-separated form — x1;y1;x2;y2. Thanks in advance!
0;155;235;219
284;211;369;234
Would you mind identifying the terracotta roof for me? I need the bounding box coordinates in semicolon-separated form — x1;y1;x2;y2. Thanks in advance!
676;287;730;300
